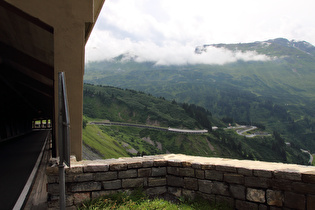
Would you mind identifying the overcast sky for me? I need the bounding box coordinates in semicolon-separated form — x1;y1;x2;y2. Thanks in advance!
85;0;315;65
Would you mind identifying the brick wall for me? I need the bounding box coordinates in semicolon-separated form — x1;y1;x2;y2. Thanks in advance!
46;154;315;209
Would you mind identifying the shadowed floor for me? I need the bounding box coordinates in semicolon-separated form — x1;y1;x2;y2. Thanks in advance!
0;130;48;210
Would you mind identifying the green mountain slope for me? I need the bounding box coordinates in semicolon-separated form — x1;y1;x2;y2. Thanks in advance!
84;38;315;153
83;84;213;129
83;124;130;159
82;84;309;165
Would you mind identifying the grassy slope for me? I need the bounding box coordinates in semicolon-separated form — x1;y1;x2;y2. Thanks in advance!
84;38;315;113
83;121;308;164
83;84;211;129
82;85;309;164
84;42;315;153
83;124;130;159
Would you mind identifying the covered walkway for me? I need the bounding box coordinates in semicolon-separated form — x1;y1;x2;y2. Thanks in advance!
0;130;49;209
0;1;105;209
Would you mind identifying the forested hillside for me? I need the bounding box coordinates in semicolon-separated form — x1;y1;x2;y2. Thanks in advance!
82;84;309;165
83;84;216;130
84;38;315;154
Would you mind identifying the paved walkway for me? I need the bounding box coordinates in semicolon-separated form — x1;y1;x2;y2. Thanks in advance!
0;130;49;210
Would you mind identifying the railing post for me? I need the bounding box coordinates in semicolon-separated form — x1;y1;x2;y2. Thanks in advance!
58;163;66;209
58;72;70;210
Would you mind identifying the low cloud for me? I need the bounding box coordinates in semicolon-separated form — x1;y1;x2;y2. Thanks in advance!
85;31;272;65
86;0;315;65
134;45;272;66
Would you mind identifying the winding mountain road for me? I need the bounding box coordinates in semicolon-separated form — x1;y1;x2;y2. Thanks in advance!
236;126;258;137
301;149;314;165
90;121;208;134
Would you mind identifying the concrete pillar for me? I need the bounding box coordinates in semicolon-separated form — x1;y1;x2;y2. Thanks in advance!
5;0;99;160
54;24;85;160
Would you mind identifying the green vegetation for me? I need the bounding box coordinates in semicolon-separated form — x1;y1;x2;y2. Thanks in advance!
82;84;309;165
83;84;215;130
84;38;315;156
99;125;215;157
83;124;130;159
79;188;230;210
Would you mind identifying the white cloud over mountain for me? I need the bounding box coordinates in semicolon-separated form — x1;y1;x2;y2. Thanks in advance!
86;0;315;65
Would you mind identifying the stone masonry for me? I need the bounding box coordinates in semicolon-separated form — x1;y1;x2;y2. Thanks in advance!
46;154;315;209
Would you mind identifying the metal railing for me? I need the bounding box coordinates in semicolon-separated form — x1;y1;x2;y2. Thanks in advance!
58;72;70;210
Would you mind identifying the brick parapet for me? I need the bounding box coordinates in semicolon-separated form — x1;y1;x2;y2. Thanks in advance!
46;154;315;209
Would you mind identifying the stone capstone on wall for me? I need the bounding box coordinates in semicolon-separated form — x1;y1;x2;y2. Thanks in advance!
46;154;315;209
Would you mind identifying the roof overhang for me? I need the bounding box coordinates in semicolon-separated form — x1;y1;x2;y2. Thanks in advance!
0;1;54;119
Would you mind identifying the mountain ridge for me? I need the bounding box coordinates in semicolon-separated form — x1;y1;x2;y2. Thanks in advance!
197;38;315;57
84;38;315;155
82;84;309;165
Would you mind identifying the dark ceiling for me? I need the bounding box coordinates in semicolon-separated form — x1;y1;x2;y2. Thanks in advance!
0;1;54;120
